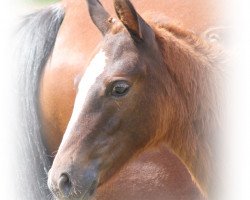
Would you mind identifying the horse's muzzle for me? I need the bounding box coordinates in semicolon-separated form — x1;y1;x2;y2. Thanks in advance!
48;166;98;200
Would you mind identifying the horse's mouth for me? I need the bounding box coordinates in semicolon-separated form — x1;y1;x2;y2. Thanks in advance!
80;179;98;200
51;177;98;200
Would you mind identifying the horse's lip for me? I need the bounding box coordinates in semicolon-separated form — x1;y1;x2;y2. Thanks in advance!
53;179;98;200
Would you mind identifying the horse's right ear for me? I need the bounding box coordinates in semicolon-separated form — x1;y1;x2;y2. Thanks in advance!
86;0;111;35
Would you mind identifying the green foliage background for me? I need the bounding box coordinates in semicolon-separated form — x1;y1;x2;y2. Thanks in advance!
24;0;59;5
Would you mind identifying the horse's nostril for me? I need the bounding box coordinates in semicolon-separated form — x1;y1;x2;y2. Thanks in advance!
58;173;72;196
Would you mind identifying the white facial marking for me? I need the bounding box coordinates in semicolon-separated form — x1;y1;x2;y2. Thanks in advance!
60;49;107;148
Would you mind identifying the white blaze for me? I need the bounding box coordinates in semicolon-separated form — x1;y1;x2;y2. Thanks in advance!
60;49;107;148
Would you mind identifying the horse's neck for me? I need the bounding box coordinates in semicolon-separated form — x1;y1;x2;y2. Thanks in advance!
153;23;223;197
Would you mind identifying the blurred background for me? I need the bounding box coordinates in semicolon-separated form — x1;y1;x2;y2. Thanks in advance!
23;0;58;5
17;0;59;14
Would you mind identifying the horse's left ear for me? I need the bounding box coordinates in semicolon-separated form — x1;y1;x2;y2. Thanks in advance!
87;0;112;35
114;0;154;42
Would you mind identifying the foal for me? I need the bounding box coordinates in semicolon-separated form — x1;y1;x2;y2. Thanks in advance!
48;0;224;199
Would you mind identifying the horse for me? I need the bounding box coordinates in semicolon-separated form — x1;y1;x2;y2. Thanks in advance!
17;0;226;199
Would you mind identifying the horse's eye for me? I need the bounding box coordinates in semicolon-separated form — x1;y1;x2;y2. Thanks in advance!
111;81;130;97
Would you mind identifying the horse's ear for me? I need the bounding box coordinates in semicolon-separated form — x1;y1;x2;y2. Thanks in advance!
114;0;154;42
87;0;111;35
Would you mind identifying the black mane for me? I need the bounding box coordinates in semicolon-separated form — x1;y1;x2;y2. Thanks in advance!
15;4;64;199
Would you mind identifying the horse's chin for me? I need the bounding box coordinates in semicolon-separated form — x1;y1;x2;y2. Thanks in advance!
80;192;95;200
80;179;98;200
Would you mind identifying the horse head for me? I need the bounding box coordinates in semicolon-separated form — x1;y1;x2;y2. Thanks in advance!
48;0;176;199
48;0;222;198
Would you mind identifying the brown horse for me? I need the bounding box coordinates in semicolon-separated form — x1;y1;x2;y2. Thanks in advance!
17;0;226;199
41;0;225;199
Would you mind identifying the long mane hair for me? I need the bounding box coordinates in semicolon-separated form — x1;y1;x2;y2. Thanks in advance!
15;5;64;199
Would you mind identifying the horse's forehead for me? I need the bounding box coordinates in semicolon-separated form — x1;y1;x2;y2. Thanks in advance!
104;33;138;60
